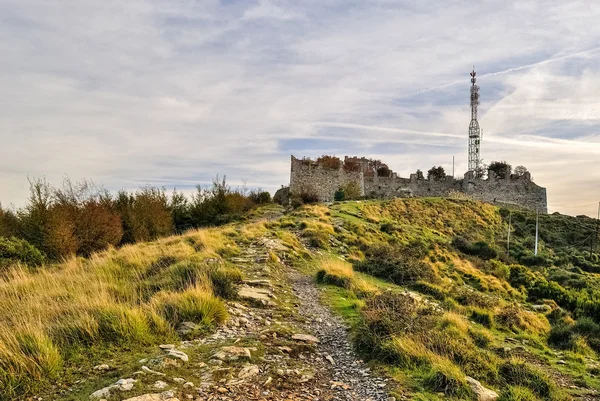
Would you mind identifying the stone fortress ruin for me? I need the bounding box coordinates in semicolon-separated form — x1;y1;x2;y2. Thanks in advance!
281;155;547;213
276;68;548;213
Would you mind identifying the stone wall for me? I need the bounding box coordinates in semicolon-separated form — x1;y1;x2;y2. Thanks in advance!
287;155;548;213
289;156;364;202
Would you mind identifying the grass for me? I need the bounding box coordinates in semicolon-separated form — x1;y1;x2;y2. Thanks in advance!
0;227;235;400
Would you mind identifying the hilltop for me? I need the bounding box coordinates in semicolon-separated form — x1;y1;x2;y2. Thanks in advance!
1;198;600;401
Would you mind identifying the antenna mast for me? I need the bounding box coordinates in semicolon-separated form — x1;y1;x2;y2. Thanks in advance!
468;67;482;172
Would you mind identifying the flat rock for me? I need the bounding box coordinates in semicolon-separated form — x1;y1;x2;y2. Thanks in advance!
292;333;319;343
213;346;252;361
243;279;273;288
466;376;498;401
122;391;179;401
177;321;198;335
153;380;169;389
142;366;166;376
159;344;175;350
166;349;189;362
238;364;260;379
90;385;116;399
93;364;111;371
238;285;274;305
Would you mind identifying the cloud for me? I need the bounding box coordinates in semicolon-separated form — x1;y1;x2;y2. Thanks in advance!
1;0;600;216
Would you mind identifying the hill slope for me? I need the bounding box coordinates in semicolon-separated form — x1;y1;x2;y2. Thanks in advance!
1;199;599;400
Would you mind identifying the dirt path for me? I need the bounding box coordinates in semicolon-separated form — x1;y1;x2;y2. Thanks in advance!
81;232;395;401
288;269;392;401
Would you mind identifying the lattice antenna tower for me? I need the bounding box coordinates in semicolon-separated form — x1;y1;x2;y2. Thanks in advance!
468;67;482;172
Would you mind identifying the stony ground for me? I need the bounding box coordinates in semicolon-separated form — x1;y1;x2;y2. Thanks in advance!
77;235;395;401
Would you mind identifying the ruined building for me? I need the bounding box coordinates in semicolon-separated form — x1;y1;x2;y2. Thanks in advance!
275;68;548;213
278;155;547;213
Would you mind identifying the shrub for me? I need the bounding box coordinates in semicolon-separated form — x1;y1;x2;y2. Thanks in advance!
0;237;46;268
151;286;228;327
316;259;353;289
489;161;512;179
354;292;438;358
469;327;494;348
355;243;437;285
498;386;540;401
208;265;243;299
470;307;495;328
424;358;472;397
411;280;448;300
427;166;446;181
495;305;550;334
452;236;498;260
248;190;272;204
343;181;361;199
499;358;562;400
334;189;345;201
301;222;334;249
316;155;342;169
548;322;574;348
299;190;320;204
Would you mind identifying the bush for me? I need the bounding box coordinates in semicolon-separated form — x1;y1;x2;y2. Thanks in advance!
427;166;446;181
316;155;342;169
151;287;228;327
248;190;272;204
498;386;540;401
495;305;549;334
469;327;494;348
0;237;46;268
343;181;361;199
499;359;562;400
301;221;334;249
424;358;472;397
354;292;438;359
316;259;353;289
334;189;345;201
452;236;498;260
470;307;495;328
355;243;437;285
299;189;320;204
208;265;243;299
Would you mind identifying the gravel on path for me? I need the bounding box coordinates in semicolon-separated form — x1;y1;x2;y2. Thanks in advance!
288;269;393;401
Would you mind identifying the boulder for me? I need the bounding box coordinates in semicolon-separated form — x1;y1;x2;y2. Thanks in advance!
466;377;498;401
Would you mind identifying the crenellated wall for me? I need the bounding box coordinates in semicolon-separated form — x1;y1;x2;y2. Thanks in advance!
288;155;548;213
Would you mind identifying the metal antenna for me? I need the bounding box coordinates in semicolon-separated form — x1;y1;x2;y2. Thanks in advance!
468;67;482;173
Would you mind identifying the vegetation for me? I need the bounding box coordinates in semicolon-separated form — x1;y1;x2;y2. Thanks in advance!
2;191;600;400
0;227;238;398
0;176;272;263
488;161;512;179
427;166;446;181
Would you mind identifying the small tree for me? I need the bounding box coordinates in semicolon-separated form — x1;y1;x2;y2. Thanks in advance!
344;181;362;199
427;166;446;181
514;166;528;177
316;155;342;169
488;161;512;179
416;169;425;180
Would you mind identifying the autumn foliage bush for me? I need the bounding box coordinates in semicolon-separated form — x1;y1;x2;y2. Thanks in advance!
0;176;271;263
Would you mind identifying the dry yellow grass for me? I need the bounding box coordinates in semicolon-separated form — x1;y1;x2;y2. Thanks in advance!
0;228;232;399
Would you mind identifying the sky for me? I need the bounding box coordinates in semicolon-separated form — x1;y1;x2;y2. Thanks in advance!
1;0;600;217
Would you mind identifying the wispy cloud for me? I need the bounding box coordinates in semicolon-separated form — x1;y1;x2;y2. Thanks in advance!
1;0;600;216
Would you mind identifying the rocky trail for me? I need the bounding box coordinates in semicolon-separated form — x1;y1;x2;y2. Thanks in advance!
81;234;394;401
